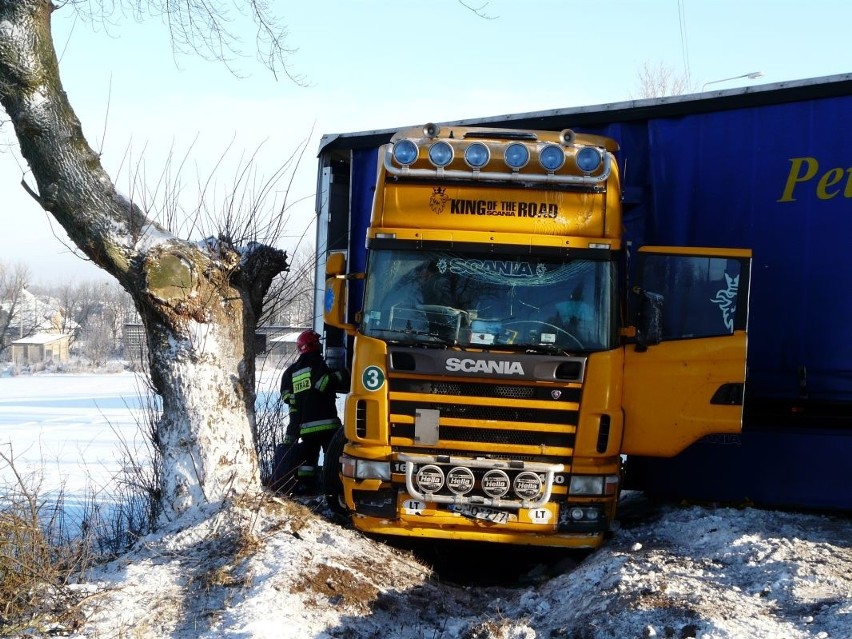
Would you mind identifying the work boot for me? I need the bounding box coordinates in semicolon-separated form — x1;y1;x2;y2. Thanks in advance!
294;465;319;496
292;476;320;497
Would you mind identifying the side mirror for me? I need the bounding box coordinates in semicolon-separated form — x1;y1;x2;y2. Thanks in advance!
635;289;663;352
326;252;347;277
323;252;357;334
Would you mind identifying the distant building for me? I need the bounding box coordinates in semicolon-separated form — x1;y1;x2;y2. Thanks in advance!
256;326;310;362
2;288;76;363
265;331;306;361
123;322;147;364
11;332;71;365
122;323;310;364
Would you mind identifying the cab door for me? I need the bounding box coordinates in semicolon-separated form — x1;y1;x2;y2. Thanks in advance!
622;247;752;457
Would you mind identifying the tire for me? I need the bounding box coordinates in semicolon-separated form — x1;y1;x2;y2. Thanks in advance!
322;427;348;517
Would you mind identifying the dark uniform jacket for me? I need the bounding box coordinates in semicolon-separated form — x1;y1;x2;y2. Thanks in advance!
280;351;348;442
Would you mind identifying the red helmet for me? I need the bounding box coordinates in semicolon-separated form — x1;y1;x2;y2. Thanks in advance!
296;330;321;354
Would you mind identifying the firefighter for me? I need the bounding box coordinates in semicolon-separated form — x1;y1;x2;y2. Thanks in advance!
273;329;349;495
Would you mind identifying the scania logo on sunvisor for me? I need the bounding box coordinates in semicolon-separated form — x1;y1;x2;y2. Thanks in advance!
445;357;525;375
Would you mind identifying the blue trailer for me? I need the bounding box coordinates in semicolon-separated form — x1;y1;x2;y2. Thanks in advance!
315;73;852;512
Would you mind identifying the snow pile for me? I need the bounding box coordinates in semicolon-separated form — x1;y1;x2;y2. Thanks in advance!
50;494;852;639
525;502;852;638
66;495;451;638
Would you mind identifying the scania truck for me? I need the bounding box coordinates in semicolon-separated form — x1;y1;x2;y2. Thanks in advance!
320;121;751;548
316;74;852;547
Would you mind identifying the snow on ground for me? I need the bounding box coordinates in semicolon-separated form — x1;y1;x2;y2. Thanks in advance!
56;494;852;639
0;371;149;502
2;372;852;639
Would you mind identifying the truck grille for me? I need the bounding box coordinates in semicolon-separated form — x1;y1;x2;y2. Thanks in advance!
391;400;576;425
390;378;581;403
388;376;579;455
391;423;573;448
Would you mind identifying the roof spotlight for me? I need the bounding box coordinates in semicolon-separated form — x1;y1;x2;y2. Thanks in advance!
504;143;530;169
576;147;603;173
392;140;419;166
428;141;453;167
464;142;490;168
539;144;565;171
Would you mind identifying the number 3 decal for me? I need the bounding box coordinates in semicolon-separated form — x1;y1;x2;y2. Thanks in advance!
362;365;385;391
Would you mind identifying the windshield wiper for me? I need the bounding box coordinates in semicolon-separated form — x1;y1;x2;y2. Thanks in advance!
468;342;569;355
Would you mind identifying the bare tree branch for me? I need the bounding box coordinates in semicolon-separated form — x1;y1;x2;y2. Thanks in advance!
63;0;306;83
633;60;695;99
458;0;498;20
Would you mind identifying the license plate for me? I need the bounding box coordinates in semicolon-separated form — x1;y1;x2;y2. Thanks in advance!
449;504;513;524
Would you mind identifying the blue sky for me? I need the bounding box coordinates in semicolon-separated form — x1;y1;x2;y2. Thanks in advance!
1;0;850;282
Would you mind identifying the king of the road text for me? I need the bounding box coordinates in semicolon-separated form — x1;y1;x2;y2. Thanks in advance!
450;199;559;218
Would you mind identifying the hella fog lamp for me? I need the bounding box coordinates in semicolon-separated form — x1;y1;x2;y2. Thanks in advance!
393;140;418;166
539;144;565;171
569;475;605;495
428;141;454;167
504;143;530;169
576;147;603;172
464;142;490;168
355;460;391;481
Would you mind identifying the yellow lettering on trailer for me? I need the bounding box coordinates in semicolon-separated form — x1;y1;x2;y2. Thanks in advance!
778;156;852;202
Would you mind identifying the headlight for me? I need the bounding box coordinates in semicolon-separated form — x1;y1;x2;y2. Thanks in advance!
357;460;392;480
569;475;605;495
393;140;418;166
428;141;454;167
539;144;565;171
341;455;392;481
576;147;603;172
504;143;530;169
569;474;620;495
464;142;490;168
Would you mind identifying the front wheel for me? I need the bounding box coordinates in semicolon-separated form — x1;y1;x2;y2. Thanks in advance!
322;427;348;517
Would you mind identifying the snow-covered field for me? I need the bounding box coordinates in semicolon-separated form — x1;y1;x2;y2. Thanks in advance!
2;371;852;639
0;372;149;503
0;366;283;505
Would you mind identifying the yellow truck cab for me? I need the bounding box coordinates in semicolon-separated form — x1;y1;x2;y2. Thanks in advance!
322;123;751;548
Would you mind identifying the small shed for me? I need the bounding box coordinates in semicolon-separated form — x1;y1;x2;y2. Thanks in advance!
266;331;305;361
11;333;72;366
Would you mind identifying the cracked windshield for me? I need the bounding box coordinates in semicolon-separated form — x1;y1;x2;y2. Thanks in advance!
361;249;614;351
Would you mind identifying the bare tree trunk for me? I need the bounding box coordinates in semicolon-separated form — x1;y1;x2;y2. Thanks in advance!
0;0;288;522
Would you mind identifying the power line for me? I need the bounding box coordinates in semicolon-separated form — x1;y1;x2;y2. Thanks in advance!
677;0;692;86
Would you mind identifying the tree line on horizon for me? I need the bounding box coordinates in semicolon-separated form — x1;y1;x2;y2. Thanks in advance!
0;254;316;368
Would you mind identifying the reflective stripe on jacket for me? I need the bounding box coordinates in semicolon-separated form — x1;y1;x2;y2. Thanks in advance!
280;351;348;438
